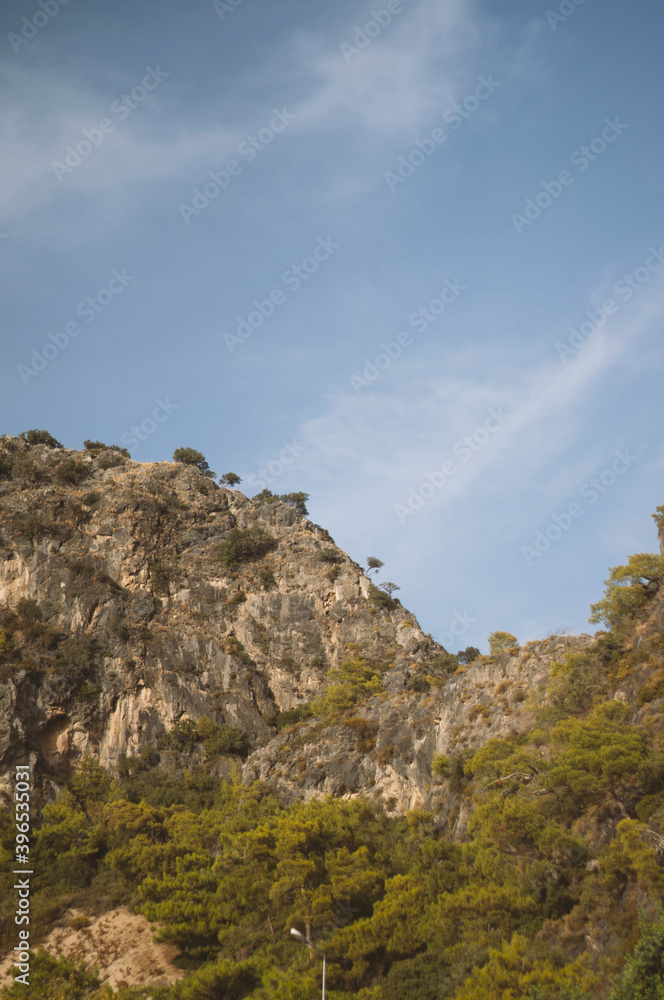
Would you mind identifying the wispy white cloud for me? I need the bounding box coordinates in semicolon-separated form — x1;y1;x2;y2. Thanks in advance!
294;270;664;528
0;61;240;225
0;0;489;229
296;0;479;137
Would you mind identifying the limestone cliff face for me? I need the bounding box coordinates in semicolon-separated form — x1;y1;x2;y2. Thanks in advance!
243;634;595;828
4;436;649;827
0;437;441;800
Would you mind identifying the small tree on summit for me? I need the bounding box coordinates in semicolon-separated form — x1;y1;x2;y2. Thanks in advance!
219;472;242;488
173;448;215;478
457;646;480;665
379;582;400;599
488;631;519;655
280;491;309;516
366;557;384;576
20;429;62;449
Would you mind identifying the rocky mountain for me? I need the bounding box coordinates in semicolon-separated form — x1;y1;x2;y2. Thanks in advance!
0;434;444;804
1;435;662;828
2;433;664;999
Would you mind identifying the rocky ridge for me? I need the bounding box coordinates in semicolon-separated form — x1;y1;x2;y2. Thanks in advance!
1;436;660;827
0;437;440;802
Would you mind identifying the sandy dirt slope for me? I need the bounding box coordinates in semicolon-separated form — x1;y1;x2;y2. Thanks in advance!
0;907;182;991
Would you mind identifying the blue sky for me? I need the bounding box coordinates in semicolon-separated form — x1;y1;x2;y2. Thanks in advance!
1;0;663;651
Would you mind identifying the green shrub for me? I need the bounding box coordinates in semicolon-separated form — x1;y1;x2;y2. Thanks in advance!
318;547;342;564
342;716;379;752
368;583;393;609
254;488;278;505
216;527;277;572
457;646;481;664
20;429;62;448
319;656;385;713
259;567;276;589
16;513;51;539
276;703;315;732
167;718;199;752
589;553;664;633
81;491;102;506
488;630;519;655
449;750;472;791
108;615;130;641
98;453;126;470
16;598;41;622
278;655;300;675
428;650;458;680
54;458;90;485
637;677;664;706
11;453;43;485
51;634;96;682
68;755;112;804
84;440;130;457
609;906;664;999
406;674;430;693
0;952;103;998
254;489;309;515
223;635;253;665
150;561;172;594
204;722;248;758
432;753;450;777
173;447;215;477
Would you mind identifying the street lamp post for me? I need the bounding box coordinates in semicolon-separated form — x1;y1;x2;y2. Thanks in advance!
290;927;326;1000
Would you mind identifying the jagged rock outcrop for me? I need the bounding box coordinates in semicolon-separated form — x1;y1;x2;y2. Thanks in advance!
0;437;441;800
4;435;653;828
243;634;595;827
